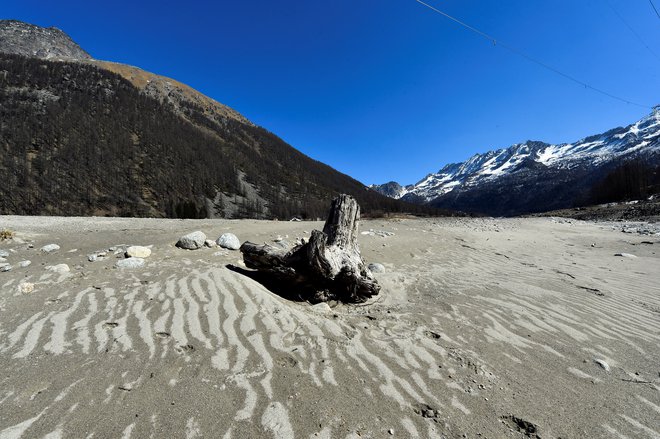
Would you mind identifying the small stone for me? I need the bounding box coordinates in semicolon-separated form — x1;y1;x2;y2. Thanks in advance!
97;252;107;257
593;359;610;371
18;282;34;294
388;429;394;435
46;264;70;274
1;264;12;272
204;239;217;248
0;250;9;257
311;302;332;313
614;253;637;258
368;263;386;273
213;250;228;256
126;246;151;258
108;247;117;252
217;233;240;250
88;254;98;262
18;260;31;268
40;244;60;254
115;258;145;269
0;257;6;262
176;231;206;250
274;236;283;242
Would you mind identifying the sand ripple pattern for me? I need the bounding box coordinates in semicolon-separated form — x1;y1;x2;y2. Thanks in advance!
1;217;658;438
0;267;451;438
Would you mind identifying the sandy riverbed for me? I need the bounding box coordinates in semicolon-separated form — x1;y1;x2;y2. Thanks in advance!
0;215;658;438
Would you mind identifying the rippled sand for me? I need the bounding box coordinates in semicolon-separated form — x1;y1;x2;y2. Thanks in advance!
0;216;658;438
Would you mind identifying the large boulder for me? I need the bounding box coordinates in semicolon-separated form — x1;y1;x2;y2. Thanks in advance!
176;231;206;250
217;233;241;250
126;246;151;258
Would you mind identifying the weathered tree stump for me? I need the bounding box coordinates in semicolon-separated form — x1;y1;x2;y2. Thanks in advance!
239;194;380;303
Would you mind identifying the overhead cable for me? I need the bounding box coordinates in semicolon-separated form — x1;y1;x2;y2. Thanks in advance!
650;0;660;20
414;0;653;109
607;2;660;63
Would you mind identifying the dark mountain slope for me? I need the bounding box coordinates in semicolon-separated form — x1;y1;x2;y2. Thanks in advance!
0;54;425;218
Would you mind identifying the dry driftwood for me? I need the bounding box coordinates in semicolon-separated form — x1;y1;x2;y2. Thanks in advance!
240;194;380;303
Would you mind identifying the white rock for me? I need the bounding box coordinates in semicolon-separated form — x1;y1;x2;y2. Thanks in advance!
1;264;11;272
311;302;332;313
88;254;98;262
115;258;145;269
614;253;637;258
0;250;9;257
18;260;31;268
126;246;151;258
41;244;60;253
213;250;229;256
593;359;610;371
47;264;70;274
0;257;6;262
368;263;386;273
176;231;206;250
217;233;240;250
18;282;34;294
204;239;217;248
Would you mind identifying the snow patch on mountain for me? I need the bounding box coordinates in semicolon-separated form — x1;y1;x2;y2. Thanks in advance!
373;108;660;202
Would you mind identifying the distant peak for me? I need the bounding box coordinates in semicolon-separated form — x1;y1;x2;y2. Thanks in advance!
0;19;91;60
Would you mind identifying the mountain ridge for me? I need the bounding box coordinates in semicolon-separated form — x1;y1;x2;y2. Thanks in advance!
0;19;91;60
371;107;660;215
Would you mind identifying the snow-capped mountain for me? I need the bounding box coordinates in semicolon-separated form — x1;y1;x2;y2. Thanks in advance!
371;107;660;215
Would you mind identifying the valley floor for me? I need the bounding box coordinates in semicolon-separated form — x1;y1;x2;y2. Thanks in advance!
0;216;658;438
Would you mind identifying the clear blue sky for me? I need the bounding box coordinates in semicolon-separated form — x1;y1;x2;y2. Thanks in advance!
5;0;660;185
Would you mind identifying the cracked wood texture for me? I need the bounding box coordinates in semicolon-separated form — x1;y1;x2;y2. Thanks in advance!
240;194;380;303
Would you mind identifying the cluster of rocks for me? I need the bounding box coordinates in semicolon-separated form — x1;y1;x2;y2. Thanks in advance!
620;224;660;236
0;248;32;272
116;245;151;269
176;231;241;251
85;244;153;269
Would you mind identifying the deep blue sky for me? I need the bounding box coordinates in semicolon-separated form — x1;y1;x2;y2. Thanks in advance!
5;0;660;185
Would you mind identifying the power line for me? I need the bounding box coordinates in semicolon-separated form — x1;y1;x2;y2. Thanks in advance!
414;0;653;109
607;1;660;63
650;0;660;20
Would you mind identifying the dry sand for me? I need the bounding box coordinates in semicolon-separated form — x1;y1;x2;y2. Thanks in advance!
0;215;658;438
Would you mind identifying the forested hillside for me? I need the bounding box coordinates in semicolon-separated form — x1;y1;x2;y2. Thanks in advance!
0;54;430;218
